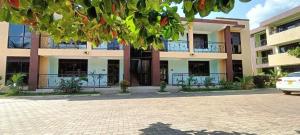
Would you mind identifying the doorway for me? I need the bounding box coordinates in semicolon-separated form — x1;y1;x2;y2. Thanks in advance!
108;60;120;86
130;59;151;86
160;61;168;83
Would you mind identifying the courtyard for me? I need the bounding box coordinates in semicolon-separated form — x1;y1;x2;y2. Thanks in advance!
0;89;299;135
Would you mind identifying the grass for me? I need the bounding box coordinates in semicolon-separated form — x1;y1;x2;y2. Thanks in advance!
0;91;101;97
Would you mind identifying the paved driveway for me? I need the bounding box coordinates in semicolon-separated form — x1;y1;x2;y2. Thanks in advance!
0;89;299;135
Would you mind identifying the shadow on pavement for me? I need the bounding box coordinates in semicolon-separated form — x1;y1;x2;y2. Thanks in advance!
139;122;257;135
3;89;293;101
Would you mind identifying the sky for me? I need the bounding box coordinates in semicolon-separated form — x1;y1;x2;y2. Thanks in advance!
177;0;300;30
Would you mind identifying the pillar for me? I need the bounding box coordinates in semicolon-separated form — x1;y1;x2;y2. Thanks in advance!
224;26;233;81
28;32;40;90
151;49;160;86
124;45;130;84
188;22;194;53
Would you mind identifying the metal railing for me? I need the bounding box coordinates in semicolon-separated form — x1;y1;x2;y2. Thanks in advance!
163;40;189;52
40;37;87;49
256;57;269;64
171;73;227;86
194;41;225;53
92;41;124;50
38;74;110;89
256;39;267;47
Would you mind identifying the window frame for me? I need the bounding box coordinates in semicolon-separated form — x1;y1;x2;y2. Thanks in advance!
188;61;210;76
8;24;32;49
231;32;242;54
58;59;88;77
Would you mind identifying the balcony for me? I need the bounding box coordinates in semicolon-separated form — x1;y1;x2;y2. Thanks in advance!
163;40;189;52
269;53;300;66
268;26;300;45
40;37;87;49
194;42;225;53
256;57;269;65
255;39;267;47
92;40;123;50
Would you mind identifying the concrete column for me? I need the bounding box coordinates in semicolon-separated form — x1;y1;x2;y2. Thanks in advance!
188;22;194;53
87;42;92;51
123;45;130;84
0;56;6;85
151;49;160;86
224;26;233;81
28;32;40;90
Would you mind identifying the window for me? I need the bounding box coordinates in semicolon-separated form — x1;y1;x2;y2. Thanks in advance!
281;65;300;73
8;24;31;48
48;38;87;49
193;34;208;49
276;18;300;33
6;57;30;84
259;33;267;46
233;60;243;81
279;42;300;53
58;59;88;76
231;32;241;54
189;61;209;76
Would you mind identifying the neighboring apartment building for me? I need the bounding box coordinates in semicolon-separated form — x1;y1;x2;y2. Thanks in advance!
251;6;300;75
0;17;252;90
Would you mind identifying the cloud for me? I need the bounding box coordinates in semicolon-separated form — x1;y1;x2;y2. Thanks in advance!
246;0;300;29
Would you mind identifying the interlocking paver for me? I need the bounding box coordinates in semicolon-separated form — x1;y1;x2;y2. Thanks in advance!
0;89;299;135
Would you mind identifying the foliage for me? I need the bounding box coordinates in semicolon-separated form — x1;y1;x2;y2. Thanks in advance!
203;77;213;88
5;73;26;96
159;81;167;92
288;47;300;58
178;75;196;91
268;69;288;87
56;76;88;93
120;80;130;93
0;0;250;50
219;79;236;90
253;75;270;88
236;76;254;90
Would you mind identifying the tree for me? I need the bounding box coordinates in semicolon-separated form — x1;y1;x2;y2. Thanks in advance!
0;0;250;49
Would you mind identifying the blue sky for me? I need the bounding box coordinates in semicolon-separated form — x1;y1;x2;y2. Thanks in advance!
177;0;300;29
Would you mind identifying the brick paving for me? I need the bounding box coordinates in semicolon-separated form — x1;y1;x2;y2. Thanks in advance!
0;89;300;135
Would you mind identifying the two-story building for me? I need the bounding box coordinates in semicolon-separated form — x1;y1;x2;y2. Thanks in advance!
251;6;300;75
0;17;252;90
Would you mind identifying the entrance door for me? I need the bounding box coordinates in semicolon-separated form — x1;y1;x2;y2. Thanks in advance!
108;60;120;86
160;61;168;83
130;59;151;86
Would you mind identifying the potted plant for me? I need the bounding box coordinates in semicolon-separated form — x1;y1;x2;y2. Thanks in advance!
119;80;130;94
157;81;170;94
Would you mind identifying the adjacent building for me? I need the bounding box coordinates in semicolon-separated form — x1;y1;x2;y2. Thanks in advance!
0;17;252;90
251;6;300;75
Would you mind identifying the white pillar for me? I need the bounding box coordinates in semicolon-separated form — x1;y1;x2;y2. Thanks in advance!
188;22;194;53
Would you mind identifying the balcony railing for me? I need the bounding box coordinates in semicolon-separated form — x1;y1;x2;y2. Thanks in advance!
194;41;225;53
38;74;110;89
256;57;269;64
93;40;123;50
256;39;267;47
171;73;226;86
40;37;87;49
163;40;189;52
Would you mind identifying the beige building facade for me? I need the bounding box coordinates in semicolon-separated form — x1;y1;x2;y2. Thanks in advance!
251;6;300;75
0;17;252;90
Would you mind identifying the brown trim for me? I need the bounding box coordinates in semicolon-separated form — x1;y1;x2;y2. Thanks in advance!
181;17;239;25
28;32;40;90
124;45;130;84
151;49;160;86
224;26;233;81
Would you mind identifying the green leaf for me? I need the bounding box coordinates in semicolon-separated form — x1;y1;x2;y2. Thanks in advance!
0;8;11;22
184;1;193;12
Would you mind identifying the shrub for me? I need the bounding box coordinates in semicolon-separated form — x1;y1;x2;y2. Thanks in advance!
236;76;254;90
219;80;235;90
253;75;270;88
120;80;130;93
178;75;196;91
56;77;87;94
269;70;287;87
5;73;26;96
159;81;167;92
204;77;214;88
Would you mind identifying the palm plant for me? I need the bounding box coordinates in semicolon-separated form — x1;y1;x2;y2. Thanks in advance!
6;73;26;95
269;69;287;87
236;76;254;90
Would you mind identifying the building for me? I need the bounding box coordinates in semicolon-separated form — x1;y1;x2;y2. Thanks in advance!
0;17;252;90
251;6;300;75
